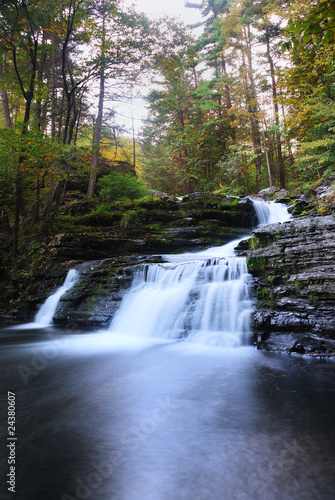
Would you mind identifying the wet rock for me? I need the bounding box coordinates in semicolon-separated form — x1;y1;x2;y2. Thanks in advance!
46;196;258;262
248;215;335;356
149;189;169;197
234;238;250;256
180;192;203;201
53;256;164;329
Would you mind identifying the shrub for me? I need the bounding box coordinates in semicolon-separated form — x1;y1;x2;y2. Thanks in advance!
97;171;149;201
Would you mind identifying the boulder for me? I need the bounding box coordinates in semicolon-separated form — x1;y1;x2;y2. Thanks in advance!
258;186;280;196
315;175;335;200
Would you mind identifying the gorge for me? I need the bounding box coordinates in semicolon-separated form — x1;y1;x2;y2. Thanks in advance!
1;199;335;500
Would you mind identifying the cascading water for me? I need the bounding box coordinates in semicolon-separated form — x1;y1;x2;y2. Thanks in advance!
110;199;290;347
34;269;78;326
252;198;290;225
110;257;253;347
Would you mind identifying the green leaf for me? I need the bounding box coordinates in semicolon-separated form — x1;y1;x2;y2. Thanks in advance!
293;25;303;35
302;32;312;43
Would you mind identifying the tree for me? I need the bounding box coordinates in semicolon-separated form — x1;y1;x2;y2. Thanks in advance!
286;0;335;47
97;171;148;201
0;0;60;253
279;40;335;181
87;2;154;197
87;0;108;197
220;0;265;189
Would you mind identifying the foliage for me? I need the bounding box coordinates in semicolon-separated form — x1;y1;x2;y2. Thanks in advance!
0;127;73;212
97;171;149;201
280;13;335;183
286;0;335;47
215;144;258;195
1;0;335;262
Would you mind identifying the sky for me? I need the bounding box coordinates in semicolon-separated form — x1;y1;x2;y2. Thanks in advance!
108;0;204;134
130;0;202;24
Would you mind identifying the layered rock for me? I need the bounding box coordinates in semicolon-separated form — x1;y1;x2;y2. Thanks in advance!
47;195;256;261
52;256;163;330
247;215;335;355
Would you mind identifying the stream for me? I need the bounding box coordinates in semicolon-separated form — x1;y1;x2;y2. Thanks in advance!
0;200;335;500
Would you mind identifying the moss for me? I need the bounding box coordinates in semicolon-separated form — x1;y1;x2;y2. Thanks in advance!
290;200;315;216
257;286;273;302
249;232;279;250
266;274;276;285
307;292;319;304
146;223;164;231
246;256;268;274
292;279;304;290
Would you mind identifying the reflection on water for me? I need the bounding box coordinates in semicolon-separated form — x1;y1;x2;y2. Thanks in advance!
0;328;335;500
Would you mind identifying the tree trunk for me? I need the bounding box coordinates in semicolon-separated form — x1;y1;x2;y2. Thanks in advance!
221;53;236;143
0;59;13;235
241;38;262;189
266;34;285;189
0;87;12;129
87;1;106;197
0;56;12;129
51;31;58;137
11;39;37;255
1;211;10;236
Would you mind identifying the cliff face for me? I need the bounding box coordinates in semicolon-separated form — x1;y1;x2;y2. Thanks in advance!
247;215;335;355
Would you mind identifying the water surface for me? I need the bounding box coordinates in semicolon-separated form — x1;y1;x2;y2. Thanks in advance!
0;328;334;500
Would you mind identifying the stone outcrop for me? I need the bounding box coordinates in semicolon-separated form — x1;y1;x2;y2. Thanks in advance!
247;215;335;356
52;256;163;330
47;195;257;261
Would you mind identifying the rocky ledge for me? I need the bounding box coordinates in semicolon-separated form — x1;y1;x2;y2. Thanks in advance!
47;195;256;261
247;215;335;356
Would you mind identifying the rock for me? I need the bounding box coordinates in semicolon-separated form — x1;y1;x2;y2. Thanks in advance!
45;196;258;262
180;192;203;201
248;215;335;356
288;194;316;216
315;175;335;200
234;238;250;256
258;186;280;195
51;256;165;329
303;187;317;200
149;189;169;198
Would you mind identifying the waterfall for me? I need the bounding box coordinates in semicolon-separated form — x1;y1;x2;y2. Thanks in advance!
109;199;290;347
34;269;78;326
110;257;253;347
252;198;291;225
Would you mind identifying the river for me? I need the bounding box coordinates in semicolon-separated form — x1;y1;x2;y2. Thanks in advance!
0;200;335;500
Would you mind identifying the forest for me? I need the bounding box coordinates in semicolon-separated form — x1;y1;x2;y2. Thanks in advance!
0;0;334;261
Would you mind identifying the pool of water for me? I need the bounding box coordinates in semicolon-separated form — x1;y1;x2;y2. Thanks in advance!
0;327;334;500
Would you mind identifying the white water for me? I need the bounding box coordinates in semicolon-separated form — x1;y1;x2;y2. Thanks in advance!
3;202;335;500
110;200;290;347
34;269;78;326
110;257;253;346
11;269;79;330
252;198;291;225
